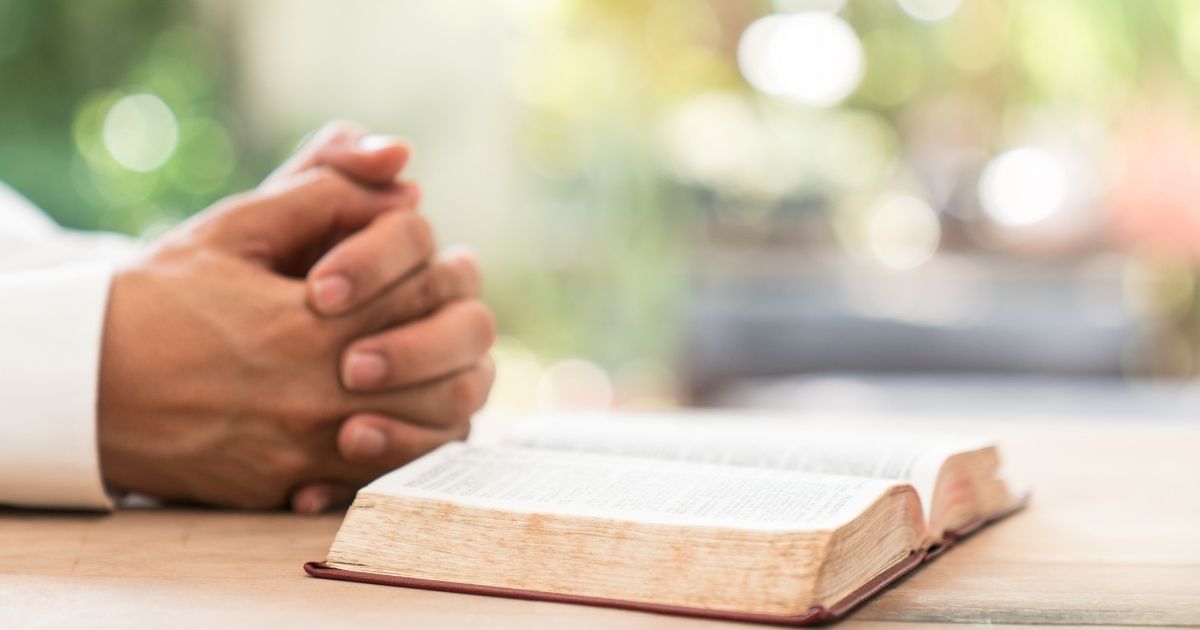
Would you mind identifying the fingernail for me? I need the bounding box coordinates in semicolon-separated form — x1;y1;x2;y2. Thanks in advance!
296;490;331;515
344;350;387;388
313;274;352;312
350;425;388;459
358;134;399;153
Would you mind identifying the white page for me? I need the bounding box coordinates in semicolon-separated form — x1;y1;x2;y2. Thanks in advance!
367;443;905;532
505;412;986;517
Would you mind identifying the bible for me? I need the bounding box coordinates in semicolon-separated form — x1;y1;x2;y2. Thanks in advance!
306;412;1025;625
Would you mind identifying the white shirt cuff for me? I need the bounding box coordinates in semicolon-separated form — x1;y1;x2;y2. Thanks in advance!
0;262;115;510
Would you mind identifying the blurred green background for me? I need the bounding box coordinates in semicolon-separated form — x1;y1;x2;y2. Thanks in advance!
4;0;1200;411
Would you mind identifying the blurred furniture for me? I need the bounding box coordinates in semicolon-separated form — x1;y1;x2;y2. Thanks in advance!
713;373;1200;422
4;416;1198;629
684;249;1139;403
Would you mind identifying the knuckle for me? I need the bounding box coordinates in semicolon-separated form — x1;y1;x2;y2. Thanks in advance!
463;301;497;352
267;448;311;481
289;166;353;208
449;371;485;420
199;190;261;236
249;306;329;366
309;164;352;193
291;392;342;429
399;212;435;257
454;255;482;293
372;335;414;374
480;357;497;398
304;379;350;422
414;266;448;315
284;167;338;209
312;318;348;357
405;182;424;205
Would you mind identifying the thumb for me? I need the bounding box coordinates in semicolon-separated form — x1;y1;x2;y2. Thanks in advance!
264;120;410;190
207;168;418;267
322;135;410;186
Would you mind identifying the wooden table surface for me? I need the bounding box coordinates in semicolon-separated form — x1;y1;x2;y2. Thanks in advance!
3;416;1199;629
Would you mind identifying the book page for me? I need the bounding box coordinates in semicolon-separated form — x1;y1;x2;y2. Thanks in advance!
366;443;906;531
505;412;985;516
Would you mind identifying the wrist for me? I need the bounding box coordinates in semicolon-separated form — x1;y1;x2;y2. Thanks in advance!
95;268;138;494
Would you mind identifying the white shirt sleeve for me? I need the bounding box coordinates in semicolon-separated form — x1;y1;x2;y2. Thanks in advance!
0;183;140;510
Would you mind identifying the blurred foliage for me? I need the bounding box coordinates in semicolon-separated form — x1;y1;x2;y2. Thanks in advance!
487;0;1200;380
4;0;1200;387
0;0;256;234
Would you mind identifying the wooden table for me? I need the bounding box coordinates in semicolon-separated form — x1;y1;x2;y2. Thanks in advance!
3;416;1199;629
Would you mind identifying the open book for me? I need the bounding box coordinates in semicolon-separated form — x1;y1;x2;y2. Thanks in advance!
307;413;1025;625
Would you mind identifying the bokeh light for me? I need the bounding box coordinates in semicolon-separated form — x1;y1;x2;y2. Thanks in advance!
936;0;1005;72
858;28;924;107
1014;2;1132;100
978;147;1067;227
737;13;864;107
865;194;941;270
613;358;678;409
1122;257;1197;322
896;0;961;22
166;117;236;195
813;109;898;189
1179;2;1200;82
773;0;846;13
536;358;614;411
10;0;1200;388
658;92;769;190
102;93;179;173
487;336;545;411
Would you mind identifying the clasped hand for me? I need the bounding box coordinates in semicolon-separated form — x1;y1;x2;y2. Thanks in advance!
96;123;496;513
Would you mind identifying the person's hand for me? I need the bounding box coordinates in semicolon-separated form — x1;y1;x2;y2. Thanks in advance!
96;167;495;509
263;120;414;192
256;121;495;513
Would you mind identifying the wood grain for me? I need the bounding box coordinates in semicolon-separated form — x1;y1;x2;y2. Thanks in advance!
2;417;1198;629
